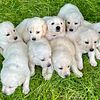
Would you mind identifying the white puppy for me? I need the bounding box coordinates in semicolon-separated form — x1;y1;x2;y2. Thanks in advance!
0;21;30;95
90;23;100;60
74;28;99;70
27;19;53;80
16;17;47;43
50;37;83;78
43;16;65;40
58;3;84;32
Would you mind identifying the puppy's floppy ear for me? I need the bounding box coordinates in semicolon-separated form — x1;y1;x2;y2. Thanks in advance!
2;21;14;28
43;16;52;22
42;23;48;36
80;16;84;25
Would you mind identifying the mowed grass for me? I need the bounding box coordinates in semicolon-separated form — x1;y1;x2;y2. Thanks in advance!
0;0;100;99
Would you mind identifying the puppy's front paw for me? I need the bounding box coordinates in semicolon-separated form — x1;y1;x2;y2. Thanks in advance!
90;60;97;67
43;73;52;80
96;54;100;60
76;72;83;78
23;87;30;95
30;71;35;77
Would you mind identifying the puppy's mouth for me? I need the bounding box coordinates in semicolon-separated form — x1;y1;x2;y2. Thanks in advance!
56;26;60;32
52;35;56;37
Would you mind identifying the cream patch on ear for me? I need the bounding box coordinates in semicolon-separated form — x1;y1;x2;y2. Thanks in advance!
42;23;48;36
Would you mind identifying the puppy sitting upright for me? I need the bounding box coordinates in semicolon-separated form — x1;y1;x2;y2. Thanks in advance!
43;16;65;40
50;37;83;78
58;3;84;32
16;17;47;43
0;21;30;95
27;17;53;80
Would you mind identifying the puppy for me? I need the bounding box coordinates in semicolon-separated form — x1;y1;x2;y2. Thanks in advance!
27;19;53;80
74;28;99;70
43;16;66;40
58;3;84;32
16;17;47;43
90;23;100;60
0;21;30;95
50;37;83;78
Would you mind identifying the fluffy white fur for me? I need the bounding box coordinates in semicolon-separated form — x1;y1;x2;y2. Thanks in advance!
0;21;30;95
43;16;66;40
58;3;84;32
16;17;47;43
28;37;53;80
50;37;83;78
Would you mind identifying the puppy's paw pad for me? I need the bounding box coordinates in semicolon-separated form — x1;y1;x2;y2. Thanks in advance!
23;88;30;94
90;61;97;67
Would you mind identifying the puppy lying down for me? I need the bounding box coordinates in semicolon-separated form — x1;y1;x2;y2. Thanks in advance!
50;37;83;78
43;16;65;40
28;37;53;80
0;22;30;95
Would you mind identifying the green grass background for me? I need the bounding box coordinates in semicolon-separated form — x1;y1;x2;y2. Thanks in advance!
0;0;100;99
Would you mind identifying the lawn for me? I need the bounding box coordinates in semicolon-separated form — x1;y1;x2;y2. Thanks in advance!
0;0;100;100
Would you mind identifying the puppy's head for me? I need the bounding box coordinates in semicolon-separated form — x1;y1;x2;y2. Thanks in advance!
0;21;19;47
77;29;99;52
65;13;84;32
53;52;71;78
27;17;47;41
43;16;65;40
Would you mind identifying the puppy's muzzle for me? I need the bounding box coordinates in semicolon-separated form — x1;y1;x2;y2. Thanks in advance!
56;26;60;32
47;63;51;67
90;48;94;52
14;36;18;40
69;29;73;32
32;37;36;41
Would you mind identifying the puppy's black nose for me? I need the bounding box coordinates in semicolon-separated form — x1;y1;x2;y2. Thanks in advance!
90;48;94;52
14;36;18;40
69;29;73;32
47;63;51;67
56;26;60;32
32;37;36;41
65;74;68;77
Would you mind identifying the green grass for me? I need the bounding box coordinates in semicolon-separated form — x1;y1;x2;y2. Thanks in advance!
0;0;100;99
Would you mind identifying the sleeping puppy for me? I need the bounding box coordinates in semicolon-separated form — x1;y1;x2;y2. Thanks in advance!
43;16;65;40
27;19;53;80
90;23;100;60
50;37;83;78
58;3;84;32
74;28;99;70
16;17;47;43
0;21;30;95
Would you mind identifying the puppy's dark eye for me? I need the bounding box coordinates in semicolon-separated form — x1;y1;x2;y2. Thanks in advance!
59;67;63;70
51;22;54;25
75;23;78;25
98;31;100;34
94;41;97;43
68;66;70;68
30;31;32;33
85;41;89;44
36;31;40;34
41;58;45;61
61;22;62;25
13;30;15;32
67;22;70;24
6;33;10;36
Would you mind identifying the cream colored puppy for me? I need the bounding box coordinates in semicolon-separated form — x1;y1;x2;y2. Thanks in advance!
16;17;47;43
0;21;30;95
43;16;66;40
27;20;53;80
91;23;100;60
74;28;99;70
58;3;84;32
50;37;83;78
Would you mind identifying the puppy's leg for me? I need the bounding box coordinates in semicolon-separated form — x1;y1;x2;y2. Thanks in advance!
42;66;53;80
23;73;30;94
95;48;100;60
88;51;97;67
76;52;83;70
29;58;35;76
71;58;83;78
